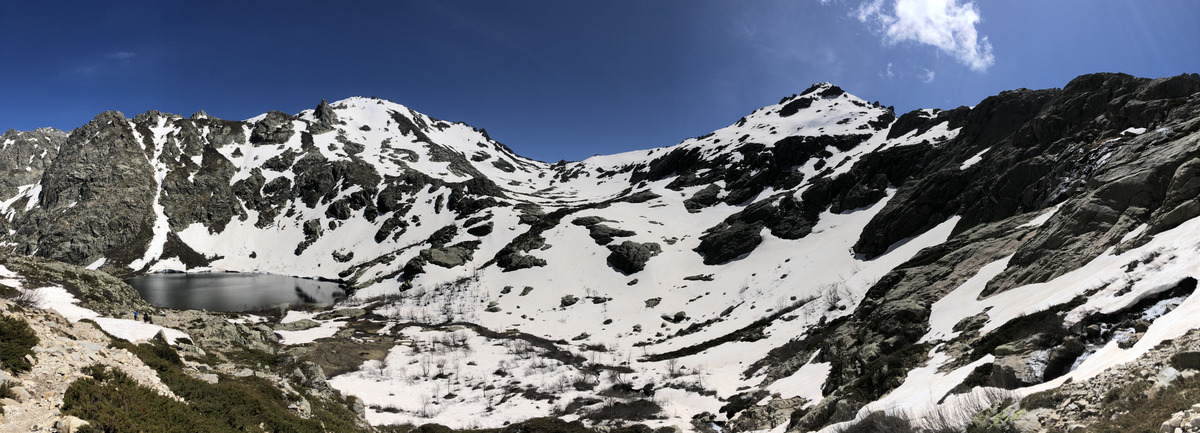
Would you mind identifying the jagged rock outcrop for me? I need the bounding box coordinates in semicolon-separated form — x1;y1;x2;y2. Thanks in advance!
0;128;66;199
10;112;158;268
606;241;662;274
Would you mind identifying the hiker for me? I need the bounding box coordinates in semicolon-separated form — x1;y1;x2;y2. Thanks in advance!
134;311;139;320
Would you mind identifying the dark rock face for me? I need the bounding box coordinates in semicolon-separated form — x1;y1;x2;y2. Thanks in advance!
982;87;1200;294
250;111;296;145
852;87;1060;259
852;73;1200;261
693;139;930;265
757;74;1200;432
310;99;340;134
887;106;970;140
695;222;761;265
781;216;1037;431
606;241;661;274
683;184;721;212
570;217;635;245
0;128;66;199
160;144;244;233
11;112;158;268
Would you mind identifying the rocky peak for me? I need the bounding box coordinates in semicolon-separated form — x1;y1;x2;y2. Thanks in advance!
314;99;339;125
249;110;297;145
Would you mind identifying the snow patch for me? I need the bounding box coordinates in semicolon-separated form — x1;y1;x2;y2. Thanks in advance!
276;321;346;345
27;285;189;344
766;351;830;405
86;257;107;270
1017;203;1062;228
0;265;21;289
959;147;990;170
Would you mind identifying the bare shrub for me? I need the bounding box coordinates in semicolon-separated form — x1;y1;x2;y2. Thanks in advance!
836;411;917;433
919;387;1017;433
10;289;43;309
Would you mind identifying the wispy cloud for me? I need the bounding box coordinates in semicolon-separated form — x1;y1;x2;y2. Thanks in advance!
885;62;895;78
62;51;139;79
854;0;994;71
921;68;936;83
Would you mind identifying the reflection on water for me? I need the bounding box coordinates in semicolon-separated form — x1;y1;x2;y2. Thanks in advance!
127;273;347;312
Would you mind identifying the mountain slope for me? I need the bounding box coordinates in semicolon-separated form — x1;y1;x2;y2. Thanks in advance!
2;72;1200;432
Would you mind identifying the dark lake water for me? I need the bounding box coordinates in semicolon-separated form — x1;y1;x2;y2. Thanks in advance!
127;273;347;312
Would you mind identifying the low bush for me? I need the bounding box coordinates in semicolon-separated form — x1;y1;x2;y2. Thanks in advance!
63;365;224;432
0;315;39;374
0;381;13;415
64;337;364;432
0;283;17;299
1083;375;1200;433
1020;389;1062;410
963;402;1021;433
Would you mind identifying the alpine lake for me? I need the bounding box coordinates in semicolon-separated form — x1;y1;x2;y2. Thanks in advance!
126;272;348;312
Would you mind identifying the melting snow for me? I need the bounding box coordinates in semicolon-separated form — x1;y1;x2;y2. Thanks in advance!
766;351;830;406
959;147;990;170
0;265;21;288
26;285;189;344
1017;203;1062;228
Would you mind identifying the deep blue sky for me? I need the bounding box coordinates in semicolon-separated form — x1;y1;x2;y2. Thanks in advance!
2;1;1197;162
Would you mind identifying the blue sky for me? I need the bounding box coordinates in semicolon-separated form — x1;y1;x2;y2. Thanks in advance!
2;1;1197;162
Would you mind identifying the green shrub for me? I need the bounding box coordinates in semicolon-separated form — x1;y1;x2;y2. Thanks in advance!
228;347;281;367
0;381;13;415
1085;375;1200;433
1020;389;1062;410
63;365;226;432
965;402;1022;433
69;338;365;433
0;283;17;299
0;315;39;374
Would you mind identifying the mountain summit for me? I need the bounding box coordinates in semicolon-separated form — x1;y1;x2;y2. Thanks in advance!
2;72;1200;432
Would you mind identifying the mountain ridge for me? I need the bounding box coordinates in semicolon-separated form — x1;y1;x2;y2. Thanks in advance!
2;72;1200;432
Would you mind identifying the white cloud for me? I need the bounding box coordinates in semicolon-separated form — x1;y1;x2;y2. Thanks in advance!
108;51;136;60
855;0;995;71
886;62;895;78
921;68;936;83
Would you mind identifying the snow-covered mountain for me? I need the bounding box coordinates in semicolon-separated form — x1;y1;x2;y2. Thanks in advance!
3;72;1200;432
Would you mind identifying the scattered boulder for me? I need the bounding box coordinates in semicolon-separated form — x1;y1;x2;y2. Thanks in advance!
606;241;662;274
694;222;761;265
56;416;89;433
683;184;721;212
275;319;321;332
314;308;366;321
250;111;296;145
